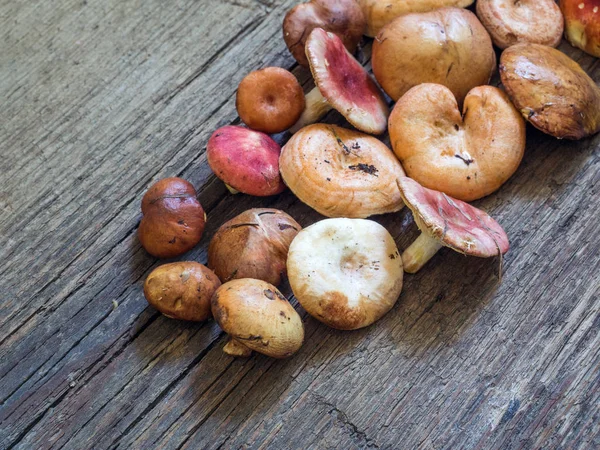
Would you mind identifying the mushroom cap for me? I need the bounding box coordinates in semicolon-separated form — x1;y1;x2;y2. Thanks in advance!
207;125;285;196
287;218;403;330
305;28;389;134
283;0;366;67
138;177;206;258
236;67;305;134
279;124;405;218
388;84;525;202
211;279;304;358
208;208;302;286
358;0;474;37
499;44;600;140
372;8;496;103
476;0;564;49
561;0;600;58
398;177;509;257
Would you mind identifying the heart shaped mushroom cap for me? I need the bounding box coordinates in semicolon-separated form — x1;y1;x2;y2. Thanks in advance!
280;124;405;218
389;84;525;201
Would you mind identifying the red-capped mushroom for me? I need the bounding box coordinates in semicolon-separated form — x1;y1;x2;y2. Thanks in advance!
207;125;285;196
562;0;600;57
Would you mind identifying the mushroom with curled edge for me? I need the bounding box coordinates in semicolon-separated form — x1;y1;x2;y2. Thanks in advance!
290;28;389;135
211;279;304;358
207;125;285;196
388;84;526;202
280;124;405;218
397;177;509;274
476;0;564;49
287;218;403;330
283;0;366;67
562;0;600;58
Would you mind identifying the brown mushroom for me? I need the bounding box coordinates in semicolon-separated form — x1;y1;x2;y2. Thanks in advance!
236;67;305;134
138;178;206;258
280;124;405;218
283;0;366;67
476;0;564;49
207;125;285;196
291;28;389;135
211;279;304;358
388;84;526;202
397;177;509;273
499;43;600;140
562;0;600;57
143;262;221;321
372;8;496;103
208;208;301;286
287;218;403;330
358;0;474;37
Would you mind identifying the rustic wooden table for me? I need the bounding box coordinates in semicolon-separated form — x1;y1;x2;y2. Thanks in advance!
1;0;599;449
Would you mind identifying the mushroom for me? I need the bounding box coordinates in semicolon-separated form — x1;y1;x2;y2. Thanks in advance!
207;125;285;196
287;218;403;330
280;124;405;218
208;208;301;286
358;0;474;37
388;84;526;202
211;278;304;358
372;8;496;103
236;67;305;134
143;262;221;321
291;28;389;135
476;0;564;49
283;0;365;67
499;43;600;140
561;0;600;58
138;177;206;258
397;177;509;274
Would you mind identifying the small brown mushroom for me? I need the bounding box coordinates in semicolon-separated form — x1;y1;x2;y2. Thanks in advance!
372;8;496;103
236;67;305;134
476;0;564;49
280;124;405;218
562;0;600;57
499;43;600;140
397;177;509;273
211;279;304;358
138;178;206;258
207;125;285;196
287;218;403;330
143;262;221;321
283;0;366;67
208;208;302;286
388;84;526;201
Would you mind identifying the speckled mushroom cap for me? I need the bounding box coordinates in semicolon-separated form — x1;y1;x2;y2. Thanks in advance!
476;0;564;49
306;28;389;135
388;84;525;202
562;0;600;58
287;218;403;330
398;177;509;257
279;124;405;218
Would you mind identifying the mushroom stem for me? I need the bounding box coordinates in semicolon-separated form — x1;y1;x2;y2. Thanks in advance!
402;232;443;274
225;183;239;195
223;338;252;357
290;87;332;133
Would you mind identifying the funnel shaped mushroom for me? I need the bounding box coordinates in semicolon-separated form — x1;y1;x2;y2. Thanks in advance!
287;218;403;330
388;84;526;202
291;28;389;135
211;279;304;358
499;44;600;140
280;124;405;218
207;125;285;196
397;177;509;274
562;0;600;57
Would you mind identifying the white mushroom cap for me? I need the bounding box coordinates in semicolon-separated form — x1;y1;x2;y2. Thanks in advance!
287;218;403;330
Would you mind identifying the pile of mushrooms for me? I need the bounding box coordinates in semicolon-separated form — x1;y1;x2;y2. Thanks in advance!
133;0;600;360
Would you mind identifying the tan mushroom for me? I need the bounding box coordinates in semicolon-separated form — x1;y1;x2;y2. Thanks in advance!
211;279;304;358
280;124;405;218
287;218;403;330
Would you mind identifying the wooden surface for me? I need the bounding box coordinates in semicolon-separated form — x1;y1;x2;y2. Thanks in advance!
1;0;599;448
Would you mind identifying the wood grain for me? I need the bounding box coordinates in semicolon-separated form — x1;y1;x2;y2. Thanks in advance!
1;0;599;449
